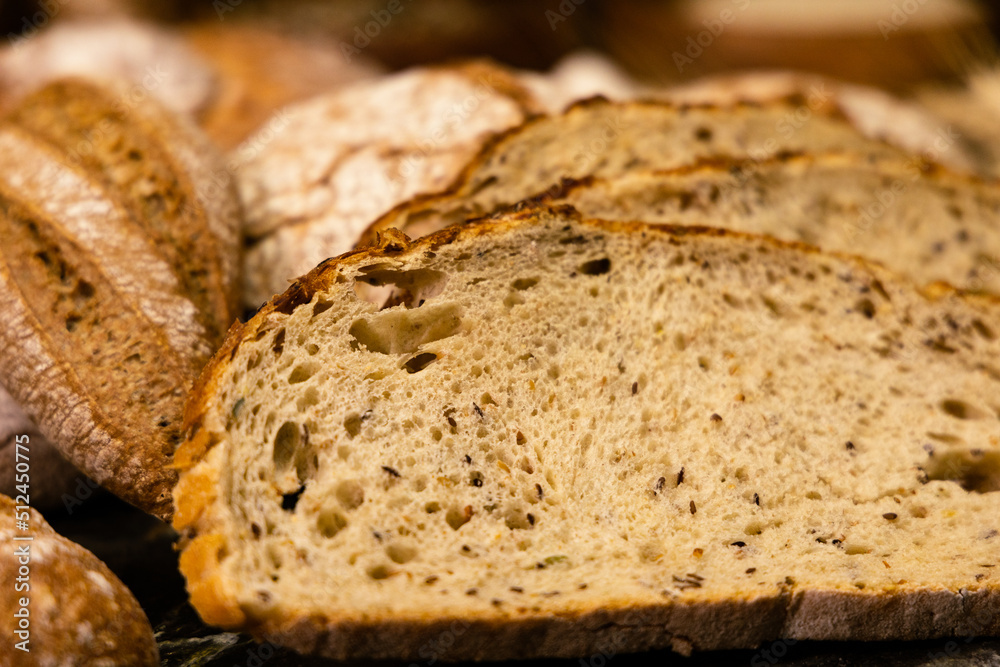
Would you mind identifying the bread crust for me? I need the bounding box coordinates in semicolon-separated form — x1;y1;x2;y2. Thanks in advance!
0;494;159;666
176;206;999;659
0;79;241;519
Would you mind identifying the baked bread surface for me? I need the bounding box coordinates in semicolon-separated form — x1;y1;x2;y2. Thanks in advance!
175;207;1000;659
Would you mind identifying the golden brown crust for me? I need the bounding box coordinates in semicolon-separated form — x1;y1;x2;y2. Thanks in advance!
0;80;241;519
176;205;999;659
0;494;159;666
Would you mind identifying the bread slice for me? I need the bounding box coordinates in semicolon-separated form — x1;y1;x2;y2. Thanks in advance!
174;206;1000;660
488;153;999;293
661;71;977;173
360;97;917;246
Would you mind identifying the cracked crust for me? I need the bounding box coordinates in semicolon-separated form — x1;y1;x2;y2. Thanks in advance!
175;206;1000;660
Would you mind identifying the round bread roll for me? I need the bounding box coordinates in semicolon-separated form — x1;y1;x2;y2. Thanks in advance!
0;494;158;666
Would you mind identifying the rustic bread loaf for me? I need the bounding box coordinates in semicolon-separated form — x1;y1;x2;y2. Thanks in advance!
0;493;159;666
174;207;1000;660
238;62;540;309
360;97;911;244
489;153;1000;293
0;385;83;510
0;78;241;519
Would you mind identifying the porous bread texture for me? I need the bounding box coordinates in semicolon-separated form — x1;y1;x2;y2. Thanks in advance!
238;62;539;309
361;97;911;245
515;153;1000;293
175;208;1000;660
0;494;159;666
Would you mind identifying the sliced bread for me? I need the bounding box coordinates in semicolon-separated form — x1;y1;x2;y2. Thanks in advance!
497;153;999;293
174;207;1000;660
360;97;912;245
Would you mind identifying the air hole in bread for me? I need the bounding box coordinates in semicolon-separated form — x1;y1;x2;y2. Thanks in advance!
367;565;392;580
349;303;463;354
317;508;347;537
281;486;304;511
512;277;539;291
940;399;988;420
403;352;437;374
926;450;1000;493
504;291;526;309
355;266;448;309
272;329;285;355
446;505;473;530
288;363;317;384
336;479;365;510
312;300;333;318
505;506;534;530
343;411;372;438
927;431;964;445
386;543;417;564
296;388;320;412
854;298;877;319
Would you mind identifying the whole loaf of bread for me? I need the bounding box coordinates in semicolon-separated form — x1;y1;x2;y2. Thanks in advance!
0;78;241;519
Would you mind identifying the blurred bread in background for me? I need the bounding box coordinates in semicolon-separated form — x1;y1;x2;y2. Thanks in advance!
602;0;986;89
183;21;382;149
